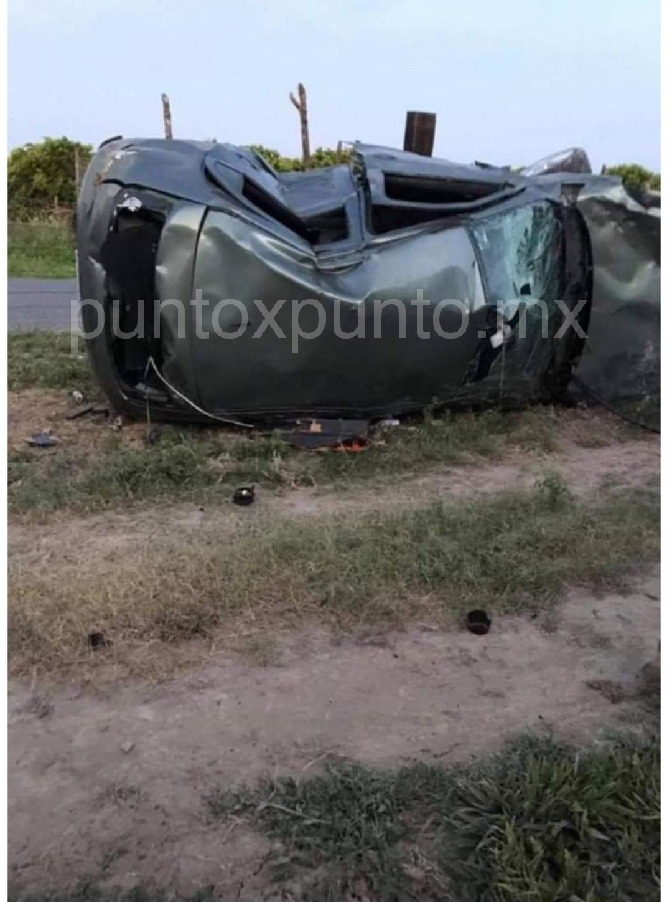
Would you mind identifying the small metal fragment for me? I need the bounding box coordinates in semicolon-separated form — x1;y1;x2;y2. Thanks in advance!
27;432;59;448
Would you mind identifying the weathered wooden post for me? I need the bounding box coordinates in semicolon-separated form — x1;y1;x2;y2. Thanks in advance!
403;111;436;156
162;93;173;140
290;83;310;167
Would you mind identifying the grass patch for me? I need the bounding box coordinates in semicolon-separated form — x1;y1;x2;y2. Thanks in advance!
7;407;567;517
8;429;299;516
10;437;222;514
206;734;660;901
312;407;559;480
8;220;76;278
9;478;659;676
8;331;93;391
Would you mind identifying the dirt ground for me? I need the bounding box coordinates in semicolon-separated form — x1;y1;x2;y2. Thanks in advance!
9;570;660;898
8;401;661;898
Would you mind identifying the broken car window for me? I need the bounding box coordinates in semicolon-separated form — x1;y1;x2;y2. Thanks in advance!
471;201;563;313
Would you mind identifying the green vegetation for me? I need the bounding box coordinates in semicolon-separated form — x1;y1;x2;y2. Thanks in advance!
8;331;93;391
8;408;561;516
9;478;659;675
207;735;660;901
8;137;88;276
249;144;350;171
8;219;76;278
8;137;92;217
604;163;661;192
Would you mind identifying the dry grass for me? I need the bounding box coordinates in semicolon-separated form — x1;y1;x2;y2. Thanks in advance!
8;477;659;679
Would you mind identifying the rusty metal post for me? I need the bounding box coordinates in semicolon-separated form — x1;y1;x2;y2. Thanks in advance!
162;93;173;140
403;111;436;156
290;83;310;167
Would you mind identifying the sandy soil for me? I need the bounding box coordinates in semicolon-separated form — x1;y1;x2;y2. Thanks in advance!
9;570;660;897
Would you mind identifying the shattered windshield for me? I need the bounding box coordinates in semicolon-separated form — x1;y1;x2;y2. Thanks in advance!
471;201;563;306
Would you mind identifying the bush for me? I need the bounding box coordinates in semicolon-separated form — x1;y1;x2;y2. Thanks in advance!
603;163;660;192
249;144;350;172
8;137;92;219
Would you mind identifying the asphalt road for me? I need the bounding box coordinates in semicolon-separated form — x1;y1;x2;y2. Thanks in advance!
8;278;79;331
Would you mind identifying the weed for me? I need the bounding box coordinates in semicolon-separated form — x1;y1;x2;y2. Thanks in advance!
534;470;571;508
206;734;660;900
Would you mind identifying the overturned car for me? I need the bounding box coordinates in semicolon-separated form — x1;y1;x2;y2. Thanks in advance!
76;139;660;426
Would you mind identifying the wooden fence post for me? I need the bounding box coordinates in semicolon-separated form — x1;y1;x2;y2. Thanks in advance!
162;93;173;139
290;83;310;167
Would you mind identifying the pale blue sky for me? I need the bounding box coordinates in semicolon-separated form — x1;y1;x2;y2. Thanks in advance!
8;0;660;170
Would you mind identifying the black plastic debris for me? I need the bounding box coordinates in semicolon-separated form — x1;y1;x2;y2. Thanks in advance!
233;486;255;506
466;610;491;635
66;404;95;420
66;404;110;421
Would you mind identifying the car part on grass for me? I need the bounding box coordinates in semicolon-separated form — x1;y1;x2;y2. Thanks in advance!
466;610;492;635
77;139;659;428
65;403;110;421
280;418;370;449
330;436;369;452
233;486;255;506
66;403;96;420
27;432;59;448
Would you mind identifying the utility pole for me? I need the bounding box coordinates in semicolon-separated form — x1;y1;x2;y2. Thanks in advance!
162;93;173;139
290;83;310;167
